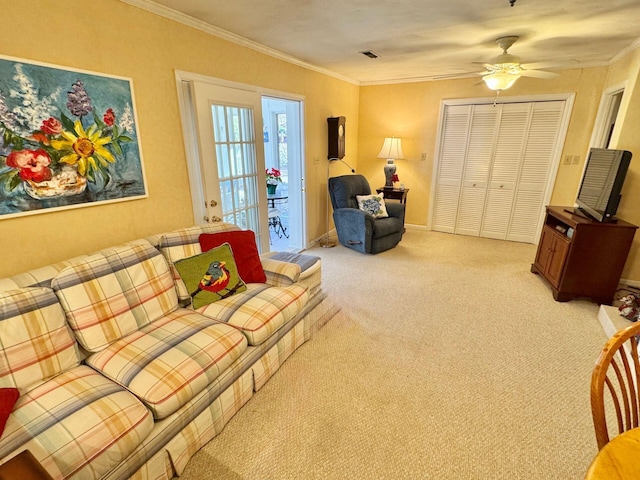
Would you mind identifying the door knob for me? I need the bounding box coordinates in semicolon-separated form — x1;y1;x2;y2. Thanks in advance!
210;200;218;207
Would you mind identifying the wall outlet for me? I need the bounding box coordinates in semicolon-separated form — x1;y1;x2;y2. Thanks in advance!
572;155;580;164
313;156;320;165
563;155;571;165
421;152;427;161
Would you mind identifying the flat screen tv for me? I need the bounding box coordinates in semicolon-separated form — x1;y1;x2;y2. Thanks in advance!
574;148;632;222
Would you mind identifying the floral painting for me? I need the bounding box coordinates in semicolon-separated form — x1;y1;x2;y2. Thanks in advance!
0;55;146;219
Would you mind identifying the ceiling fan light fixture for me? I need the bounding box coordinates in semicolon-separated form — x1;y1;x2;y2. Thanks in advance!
483;71;521;91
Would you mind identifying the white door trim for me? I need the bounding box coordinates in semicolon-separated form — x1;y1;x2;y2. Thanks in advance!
588;81;627;150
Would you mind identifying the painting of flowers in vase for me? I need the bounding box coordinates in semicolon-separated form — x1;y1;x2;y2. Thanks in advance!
0;55;147;219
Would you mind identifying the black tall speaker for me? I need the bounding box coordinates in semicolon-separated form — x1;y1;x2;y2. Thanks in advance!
327;116;346;159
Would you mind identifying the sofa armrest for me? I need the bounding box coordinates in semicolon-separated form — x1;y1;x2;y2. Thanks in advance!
333;208;375;250
385;202;405;222
260;258;301;286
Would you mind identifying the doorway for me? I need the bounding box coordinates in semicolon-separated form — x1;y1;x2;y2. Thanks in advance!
591;85;625;149
175;73;307;253
262;97;305;251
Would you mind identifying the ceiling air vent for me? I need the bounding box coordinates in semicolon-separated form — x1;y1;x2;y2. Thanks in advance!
359;50;379;59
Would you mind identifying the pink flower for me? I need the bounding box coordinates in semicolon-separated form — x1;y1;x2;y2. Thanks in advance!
391;174;399;182
41;117;62;135
103;108;115;126
6;149;53;182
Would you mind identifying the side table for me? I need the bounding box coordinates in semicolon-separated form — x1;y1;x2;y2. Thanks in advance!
0;450;53;480
376;187;409;205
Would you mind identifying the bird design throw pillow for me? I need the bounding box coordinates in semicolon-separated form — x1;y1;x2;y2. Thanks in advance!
356;192;389;218
174;243;247;310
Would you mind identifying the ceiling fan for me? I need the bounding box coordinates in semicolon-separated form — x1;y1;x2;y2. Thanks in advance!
478;36;559;91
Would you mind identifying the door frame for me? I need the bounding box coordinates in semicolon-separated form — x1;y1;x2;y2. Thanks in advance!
589;82;627;150
428;93;575;244
174;71;307;249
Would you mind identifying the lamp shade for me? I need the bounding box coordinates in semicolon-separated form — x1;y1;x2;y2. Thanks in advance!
377;137;404;160
482;72;521;91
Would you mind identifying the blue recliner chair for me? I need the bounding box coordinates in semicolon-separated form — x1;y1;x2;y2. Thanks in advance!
328;174;405;254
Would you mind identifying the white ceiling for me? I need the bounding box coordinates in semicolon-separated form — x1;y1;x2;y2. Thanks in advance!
133;0;640;84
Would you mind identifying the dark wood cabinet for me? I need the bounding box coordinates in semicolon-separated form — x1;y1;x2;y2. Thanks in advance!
531;206;637;304
534;225;570;288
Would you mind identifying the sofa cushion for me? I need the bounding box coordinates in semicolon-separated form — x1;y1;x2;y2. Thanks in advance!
157;224;241;302
199;230;266;284
174;244;247;310
86;309;248;419
0;287;80;392
52;240;178;353
0;365;153;479
196;283;309;346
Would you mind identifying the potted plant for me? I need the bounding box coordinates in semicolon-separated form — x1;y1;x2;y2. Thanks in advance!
266;167;282;194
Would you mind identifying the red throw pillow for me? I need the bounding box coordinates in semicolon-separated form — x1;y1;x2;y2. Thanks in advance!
0;388;19;437
199;231;267;283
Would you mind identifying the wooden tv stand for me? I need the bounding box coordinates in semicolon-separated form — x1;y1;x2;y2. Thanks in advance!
531;206;637;304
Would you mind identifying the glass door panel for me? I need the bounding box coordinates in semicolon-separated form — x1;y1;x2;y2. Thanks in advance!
192;82;268;250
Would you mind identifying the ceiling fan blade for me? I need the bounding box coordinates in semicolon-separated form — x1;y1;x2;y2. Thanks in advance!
520;69;560;79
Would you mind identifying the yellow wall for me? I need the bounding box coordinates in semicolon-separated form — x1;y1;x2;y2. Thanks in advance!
605;49;640;280
359;62;640;282
2;0;639;282
358;67;610;225
0;0;358;277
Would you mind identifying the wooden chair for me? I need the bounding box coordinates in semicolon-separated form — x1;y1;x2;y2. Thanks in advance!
591;321;640;450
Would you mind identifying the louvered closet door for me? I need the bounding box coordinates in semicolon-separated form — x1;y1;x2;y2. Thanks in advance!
456;105;498;236
508;101;564;242
433;100;565;243
480;103;530;240
432;105;470;233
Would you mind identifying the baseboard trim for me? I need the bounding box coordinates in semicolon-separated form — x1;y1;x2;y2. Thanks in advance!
620;278;640;289
405;223;428;231
598;304;634;338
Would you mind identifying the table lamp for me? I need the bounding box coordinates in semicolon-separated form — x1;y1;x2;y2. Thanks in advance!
377;137;404;187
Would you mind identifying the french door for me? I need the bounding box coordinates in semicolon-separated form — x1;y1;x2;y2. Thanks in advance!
191;82;268;251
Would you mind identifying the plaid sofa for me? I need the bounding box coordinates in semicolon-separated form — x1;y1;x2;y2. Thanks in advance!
0;223;333;480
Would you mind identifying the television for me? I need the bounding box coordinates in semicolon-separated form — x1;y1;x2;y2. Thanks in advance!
574;148;632;222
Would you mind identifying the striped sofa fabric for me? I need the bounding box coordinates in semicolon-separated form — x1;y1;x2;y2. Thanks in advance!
52;241;179;353
0;288;154;479
0;222;326;480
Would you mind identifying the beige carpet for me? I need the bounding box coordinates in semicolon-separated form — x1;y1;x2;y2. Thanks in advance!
180;230;610;479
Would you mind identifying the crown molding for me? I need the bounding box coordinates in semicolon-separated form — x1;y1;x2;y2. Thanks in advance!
610;37;640;64
118;0;360;86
